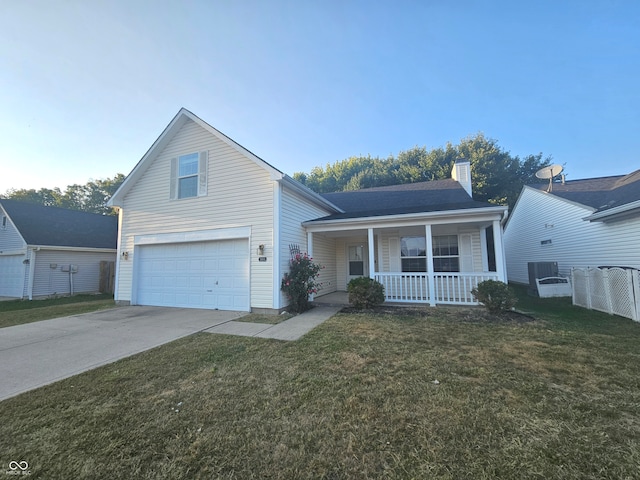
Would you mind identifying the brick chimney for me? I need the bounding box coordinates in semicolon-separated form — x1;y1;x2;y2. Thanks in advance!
452;161;472;197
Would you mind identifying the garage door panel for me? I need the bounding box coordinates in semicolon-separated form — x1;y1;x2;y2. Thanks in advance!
0;255;26;298
136;239;249;311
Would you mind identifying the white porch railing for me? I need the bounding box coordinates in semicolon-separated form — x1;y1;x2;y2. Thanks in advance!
375;272;500;305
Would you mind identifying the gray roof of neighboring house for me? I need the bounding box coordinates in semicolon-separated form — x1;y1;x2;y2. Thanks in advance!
0;199;117;249
312;179;498;221
529;169;640;213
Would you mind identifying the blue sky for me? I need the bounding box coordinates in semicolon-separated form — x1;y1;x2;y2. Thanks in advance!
1;0;638;194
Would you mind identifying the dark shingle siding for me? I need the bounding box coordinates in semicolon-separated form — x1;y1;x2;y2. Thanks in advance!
0;199;117;249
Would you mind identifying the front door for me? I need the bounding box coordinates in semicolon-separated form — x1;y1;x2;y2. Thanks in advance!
347;244;368;284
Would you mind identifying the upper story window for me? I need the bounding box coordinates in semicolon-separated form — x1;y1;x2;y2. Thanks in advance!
433;235;459;272
170;151;208;200
1;215;7;229
178;153;199;198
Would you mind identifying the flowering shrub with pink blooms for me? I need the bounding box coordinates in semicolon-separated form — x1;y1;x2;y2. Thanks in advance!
281;253;322;313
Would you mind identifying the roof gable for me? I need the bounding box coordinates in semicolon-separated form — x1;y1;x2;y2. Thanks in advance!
0;199;117;249
108;108;285;207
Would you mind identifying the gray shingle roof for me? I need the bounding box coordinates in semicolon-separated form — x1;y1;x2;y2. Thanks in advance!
0;199;117;249
313;179;496;221
530;169;640;213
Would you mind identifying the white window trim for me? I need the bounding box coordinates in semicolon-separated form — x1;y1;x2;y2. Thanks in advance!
400;235;427;273
433;234;460;272
170;151;208;200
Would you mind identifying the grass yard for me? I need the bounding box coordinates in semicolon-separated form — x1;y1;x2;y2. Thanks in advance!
0;294;115;328
1;292;639;479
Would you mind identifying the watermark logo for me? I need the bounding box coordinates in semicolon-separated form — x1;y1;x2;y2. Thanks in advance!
5;461;30;476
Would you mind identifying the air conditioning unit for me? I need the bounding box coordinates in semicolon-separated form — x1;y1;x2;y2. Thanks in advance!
528;262;559;296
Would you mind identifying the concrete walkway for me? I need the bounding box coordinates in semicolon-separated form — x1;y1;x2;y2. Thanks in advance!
204;305;342;341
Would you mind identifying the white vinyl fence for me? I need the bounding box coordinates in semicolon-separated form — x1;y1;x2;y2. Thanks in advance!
572;267;640;321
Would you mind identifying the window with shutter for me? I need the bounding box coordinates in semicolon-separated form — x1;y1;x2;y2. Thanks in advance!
171;151;208;199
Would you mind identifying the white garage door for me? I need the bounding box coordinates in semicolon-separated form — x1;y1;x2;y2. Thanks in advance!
0;255;26;298
136;239;249;311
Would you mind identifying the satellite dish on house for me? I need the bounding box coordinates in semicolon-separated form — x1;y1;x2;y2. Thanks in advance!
535;164;564;192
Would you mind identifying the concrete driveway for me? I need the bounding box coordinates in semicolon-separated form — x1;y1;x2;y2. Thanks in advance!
0;306;244;401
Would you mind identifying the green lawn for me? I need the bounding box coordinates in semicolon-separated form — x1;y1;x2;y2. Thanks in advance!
0;294;115;328
1;293;639;479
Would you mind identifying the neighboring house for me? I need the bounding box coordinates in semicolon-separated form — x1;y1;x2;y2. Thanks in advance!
504;169;640;284
107;108;508;313
0;199;118;299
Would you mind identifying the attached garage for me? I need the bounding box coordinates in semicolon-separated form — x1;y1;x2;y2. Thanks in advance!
135;238;250;311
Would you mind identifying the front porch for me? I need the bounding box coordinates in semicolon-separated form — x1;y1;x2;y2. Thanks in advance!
312;270;500;307
304;212;507;307
375;271;499;305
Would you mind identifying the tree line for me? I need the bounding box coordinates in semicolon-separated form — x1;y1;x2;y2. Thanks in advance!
1;133;552;214
293;133;551;209
0;174;125;215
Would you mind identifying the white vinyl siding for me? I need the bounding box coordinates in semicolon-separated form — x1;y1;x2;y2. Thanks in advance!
312;234;337;296
0;212;27;251
0;210;28;297
504;187;640;284
116;118;275;309
32;250;116;297
280;187;335;306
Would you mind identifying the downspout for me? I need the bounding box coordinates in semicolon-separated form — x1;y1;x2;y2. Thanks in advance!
113;207;123;302
27;247;38;300
492;220;507;283
307;231;314;301
367;228;375;279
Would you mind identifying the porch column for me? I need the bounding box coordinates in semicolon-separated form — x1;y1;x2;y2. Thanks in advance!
367;228;375;278
307;231;314;301
425;225;436;306
27;248;37;300
480;226;489;271
492;220;507;282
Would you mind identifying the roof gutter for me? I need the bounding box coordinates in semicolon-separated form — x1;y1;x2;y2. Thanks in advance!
27;245;117;253
303;205;507;229
584;199;640;222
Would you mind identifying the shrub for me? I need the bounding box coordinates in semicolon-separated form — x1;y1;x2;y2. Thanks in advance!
281;253;322;313
347;277;385;309
471;280;517;313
